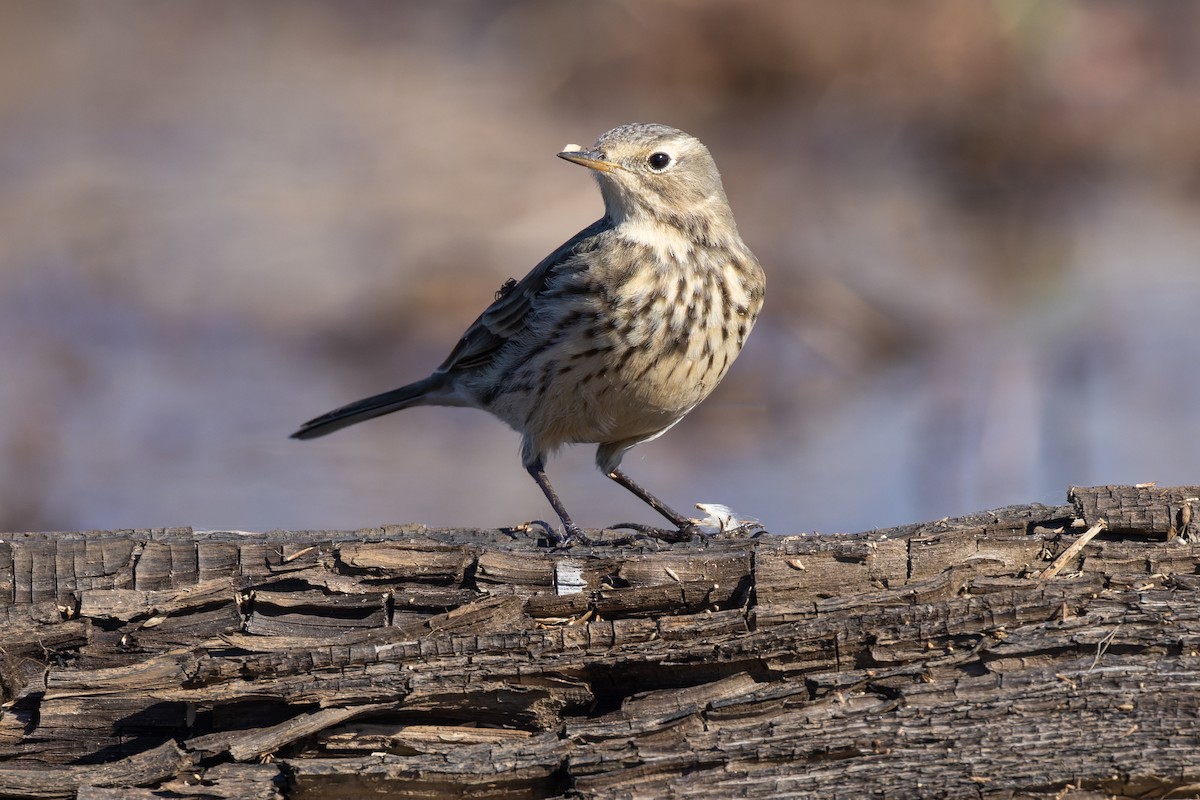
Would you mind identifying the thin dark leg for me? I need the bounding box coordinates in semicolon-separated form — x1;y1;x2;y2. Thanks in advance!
606;468;695;529
526;459;583;544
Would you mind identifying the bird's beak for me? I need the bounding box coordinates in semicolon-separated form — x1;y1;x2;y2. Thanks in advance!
557;145;618;173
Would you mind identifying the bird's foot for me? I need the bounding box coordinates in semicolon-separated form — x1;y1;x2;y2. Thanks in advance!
556;525;648;548
515;519;750;548
608;517;767;544
514;520;642;548
607;522;704;544
551;524;588;548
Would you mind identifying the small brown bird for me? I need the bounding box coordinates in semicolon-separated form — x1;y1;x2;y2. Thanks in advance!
292;123;764;544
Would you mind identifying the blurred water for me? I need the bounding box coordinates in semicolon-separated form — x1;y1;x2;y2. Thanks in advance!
1;2;1198;535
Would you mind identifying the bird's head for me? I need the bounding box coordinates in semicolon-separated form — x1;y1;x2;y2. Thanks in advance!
558;123;732;229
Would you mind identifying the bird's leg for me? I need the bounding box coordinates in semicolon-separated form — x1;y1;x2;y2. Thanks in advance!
526;459;586;546
524;461;647;547
606;468;693;526
606;468;702;541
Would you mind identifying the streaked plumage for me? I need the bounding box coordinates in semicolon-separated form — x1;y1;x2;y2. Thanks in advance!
293;123;764;543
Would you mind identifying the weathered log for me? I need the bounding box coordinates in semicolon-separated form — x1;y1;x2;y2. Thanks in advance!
1;485;1199;798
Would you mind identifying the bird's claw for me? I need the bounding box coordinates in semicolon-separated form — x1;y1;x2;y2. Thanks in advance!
606;522;704;544
522;523;636;549
518;518;764;549
607;519;766;543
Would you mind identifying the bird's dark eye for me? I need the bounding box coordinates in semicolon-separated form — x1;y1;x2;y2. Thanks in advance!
647;152;672;171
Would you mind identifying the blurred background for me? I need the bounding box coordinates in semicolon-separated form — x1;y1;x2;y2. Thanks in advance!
2;1;1198;536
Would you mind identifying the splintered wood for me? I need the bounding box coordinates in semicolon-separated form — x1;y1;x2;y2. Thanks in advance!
1;486;1200;798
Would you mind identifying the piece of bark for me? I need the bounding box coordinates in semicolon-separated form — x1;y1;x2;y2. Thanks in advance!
0;740;190;799
1070;483;1200;538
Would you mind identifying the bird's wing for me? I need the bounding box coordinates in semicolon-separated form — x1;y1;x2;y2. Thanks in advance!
435;218;609;373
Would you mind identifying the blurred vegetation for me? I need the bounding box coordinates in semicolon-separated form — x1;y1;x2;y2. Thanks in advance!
1;1;1197;533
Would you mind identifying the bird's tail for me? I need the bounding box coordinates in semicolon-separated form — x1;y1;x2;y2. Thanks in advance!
291;374;446;440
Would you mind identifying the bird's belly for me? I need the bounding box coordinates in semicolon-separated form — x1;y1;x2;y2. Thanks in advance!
548;331;732;446
481;265;754;453
610;349;715;416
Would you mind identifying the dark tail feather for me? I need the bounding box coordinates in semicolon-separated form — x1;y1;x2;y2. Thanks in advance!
291;375;444;440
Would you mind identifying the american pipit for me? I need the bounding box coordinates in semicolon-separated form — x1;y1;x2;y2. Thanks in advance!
292;123;765;544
